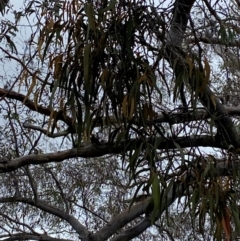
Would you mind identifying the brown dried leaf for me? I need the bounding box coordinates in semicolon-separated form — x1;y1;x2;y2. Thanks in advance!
23;71;37;104
54;54;63;80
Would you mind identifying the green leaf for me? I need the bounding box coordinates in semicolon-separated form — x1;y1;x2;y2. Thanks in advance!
5;35;18;54
129;142;143;173
202;162;212;179
85;3;96;30
173;72;183;103
172;140;184;161
43;31;55;61
84;44;91;96
151;172;160;223
129;182;146;211
232;208;240;235
98;0;116;15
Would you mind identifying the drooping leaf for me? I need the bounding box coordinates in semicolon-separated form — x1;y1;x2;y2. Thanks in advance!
186;55;193;78
98;0;116;14
210;93;217;110
5;35;18;53
221;208;231;241
122;95;128;118
54;54;63;80
33;88;40;111
128;97;135;120
23;71;37;104
85;3;96;30
151;171;161;223
83;43;91;97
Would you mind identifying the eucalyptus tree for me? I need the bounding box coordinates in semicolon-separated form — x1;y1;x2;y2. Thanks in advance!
0;0;240;240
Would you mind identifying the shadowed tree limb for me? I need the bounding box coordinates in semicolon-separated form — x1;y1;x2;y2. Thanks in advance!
91;198;150;241
2;88;240;138
110;157;237;241
0;155;235;241
97;156;237;241
0;89;73;129
0;135;224;173
165;0;240;149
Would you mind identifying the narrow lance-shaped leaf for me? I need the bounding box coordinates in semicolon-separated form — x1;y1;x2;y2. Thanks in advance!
98;0;116;14
221;207;231;241
23;71;37;104
54;54;63;80
186;56;193;78
18;70;28;93
84;44;91;98
33;88;40;111
128;97;135;120
122;95;128;118
151;171;160;223
85;3;96;30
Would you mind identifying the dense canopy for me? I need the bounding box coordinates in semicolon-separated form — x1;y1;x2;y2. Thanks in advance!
0;0;240;240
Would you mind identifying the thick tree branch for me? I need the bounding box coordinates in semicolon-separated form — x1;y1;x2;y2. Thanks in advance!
91;198;150;241
166;0;196;47
186;36;240;48
71;105;240;130
23;123;70;138
165;0;240;149
0;135;224;173
0;89;73;128
111;181;186;241
3;89;240;140
92;155;237;241
200;86;240;148
111;156;238;241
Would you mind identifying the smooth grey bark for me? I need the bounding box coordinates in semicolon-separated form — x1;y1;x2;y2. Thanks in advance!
111;182;186;241
166;0;196;47
0;135;223;173
91;199;150;241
